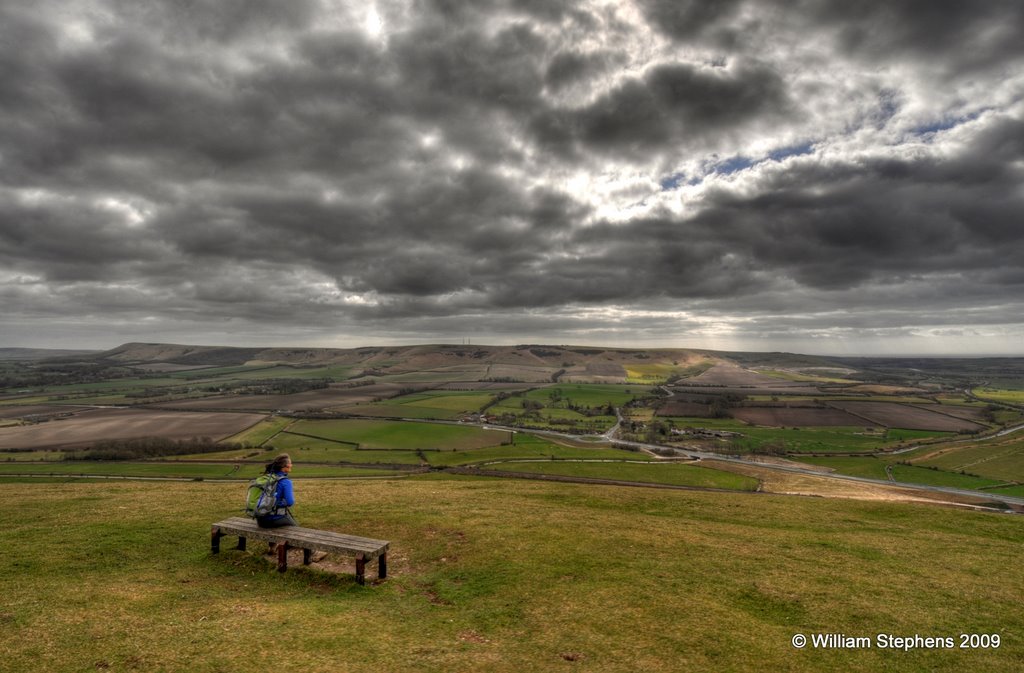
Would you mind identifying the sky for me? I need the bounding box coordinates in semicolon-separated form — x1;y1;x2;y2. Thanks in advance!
2;0;1023;356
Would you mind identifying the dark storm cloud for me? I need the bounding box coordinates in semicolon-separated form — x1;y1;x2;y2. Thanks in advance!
641;0;1024;72
1;0;1023;352
530;61;791;159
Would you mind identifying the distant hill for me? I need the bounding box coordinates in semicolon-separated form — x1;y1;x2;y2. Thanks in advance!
0;347;102;361
49;342;1024;389
96;342;713;371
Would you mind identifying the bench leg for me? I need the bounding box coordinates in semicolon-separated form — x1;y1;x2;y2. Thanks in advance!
236;536;247;552
211;527;223;554
379;553;387;580
277;542;289;573
303;548;312;565
356;556;366;585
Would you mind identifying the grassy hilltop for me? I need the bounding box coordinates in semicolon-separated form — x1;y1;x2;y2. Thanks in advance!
5;477;1024;673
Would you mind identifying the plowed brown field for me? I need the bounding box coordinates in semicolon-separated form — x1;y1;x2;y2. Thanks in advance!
828;401;986;432
731;406;868;427
0;408;265;450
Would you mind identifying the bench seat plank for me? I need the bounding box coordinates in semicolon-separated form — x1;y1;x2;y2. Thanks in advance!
211;516;389;584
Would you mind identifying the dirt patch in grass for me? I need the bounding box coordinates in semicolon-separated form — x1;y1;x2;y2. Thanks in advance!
703;459;1001;508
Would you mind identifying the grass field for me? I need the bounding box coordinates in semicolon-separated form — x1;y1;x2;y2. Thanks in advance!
795;455;1016;492
221;415;292;446
368;391;496;419
0;461;406;479
796;456;893;481
485;383;647;433
0;448;66;462
532;383;654;406
972;388;1024;405
657;419;949;453
287;419;510;451
262;434;427;465
909;436;1024;482
624;363;689;383
888;465;1007;490
487;460;760;490
425;434;652;467
988;484;1024;497
4;478;1022;672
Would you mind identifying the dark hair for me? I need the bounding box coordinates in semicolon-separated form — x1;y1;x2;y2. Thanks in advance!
266;453;292;474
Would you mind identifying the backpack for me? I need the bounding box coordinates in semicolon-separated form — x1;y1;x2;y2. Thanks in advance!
245;473;284;518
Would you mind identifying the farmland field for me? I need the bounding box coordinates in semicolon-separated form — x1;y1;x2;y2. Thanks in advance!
756;369;860;384
0;461;405;479
155;383;407;412
888;465;1007;490
221;416;293;446
380;391;496;417
827;401;988;432
520;383;653;406
796;456;893;481
909;436;1024;482
972;387;1024;404
253;433;427;465
0;408;265;450
287;419;510;451
677;362;823;393
655;418;949;453
731;406;869;427
426;434;650;467
656;400;714;417
623;362;687;383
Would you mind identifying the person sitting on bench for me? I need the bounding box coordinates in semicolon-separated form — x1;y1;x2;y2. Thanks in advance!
257;453;298;529
257;454;325;562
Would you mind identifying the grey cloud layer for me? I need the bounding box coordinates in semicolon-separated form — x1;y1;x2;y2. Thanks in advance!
1;0;1022;351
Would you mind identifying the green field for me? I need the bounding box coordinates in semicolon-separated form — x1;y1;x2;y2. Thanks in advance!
0;461;405;479
424;434;651;467
988;484;1024;497
287;419;510;451
972;387;1024;405
656;419;950;453
909;436;1024;482
0;449;67;462
485;384;647;433
796;455;1016;492
796;456;893;481
889;465;1006;490
488;460;759;490
4;478;1022;673
624;362;691;383
529;383;653;406
264;433;426;465
222;416;293;446
368;391;496;419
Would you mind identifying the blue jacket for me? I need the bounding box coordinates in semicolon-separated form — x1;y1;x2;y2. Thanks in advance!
264;471;295;520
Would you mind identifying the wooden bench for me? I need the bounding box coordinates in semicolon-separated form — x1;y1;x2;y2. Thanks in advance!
211;516;389;585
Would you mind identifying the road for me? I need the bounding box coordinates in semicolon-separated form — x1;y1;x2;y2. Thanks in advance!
468;416;1024;511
